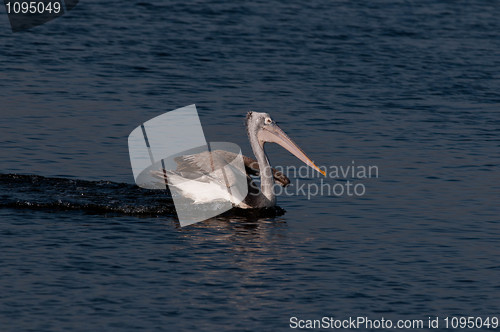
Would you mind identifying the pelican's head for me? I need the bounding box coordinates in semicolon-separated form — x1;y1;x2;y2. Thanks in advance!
246;111;325;176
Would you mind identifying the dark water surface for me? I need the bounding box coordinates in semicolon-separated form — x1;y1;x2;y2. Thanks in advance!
1;0;499;330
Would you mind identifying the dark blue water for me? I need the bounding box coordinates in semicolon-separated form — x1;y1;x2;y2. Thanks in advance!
1;0;499;330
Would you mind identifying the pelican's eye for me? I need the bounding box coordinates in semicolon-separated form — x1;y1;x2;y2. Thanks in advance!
264;117;272;125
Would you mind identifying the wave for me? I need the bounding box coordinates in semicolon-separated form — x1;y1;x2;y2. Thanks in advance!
0;174;176;217
0;174;285;219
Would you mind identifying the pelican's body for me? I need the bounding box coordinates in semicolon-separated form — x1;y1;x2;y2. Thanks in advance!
154;112;324;209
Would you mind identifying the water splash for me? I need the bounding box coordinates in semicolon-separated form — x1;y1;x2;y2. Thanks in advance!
0;174;175;217
0;174;285;219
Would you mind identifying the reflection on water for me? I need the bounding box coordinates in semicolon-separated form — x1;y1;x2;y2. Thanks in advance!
180;215;288;247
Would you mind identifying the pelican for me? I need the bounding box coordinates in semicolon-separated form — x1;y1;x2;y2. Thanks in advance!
153;112;325;209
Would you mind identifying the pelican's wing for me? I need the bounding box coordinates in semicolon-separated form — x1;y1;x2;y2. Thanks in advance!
151;170;236;204
154;150;290;187
172;150;247;188
176;150;291;187
173;150;234;175
150;151;231;185
170;151;235;185
152;150;247;205
151;169;217;184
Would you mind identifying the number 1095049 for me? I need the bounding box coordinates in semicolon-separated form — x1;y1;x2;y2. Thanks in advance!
5;1;62;14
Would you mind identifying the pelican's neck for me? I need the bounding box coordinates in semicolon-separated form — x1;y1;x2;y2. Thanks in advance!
249;131;276;205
